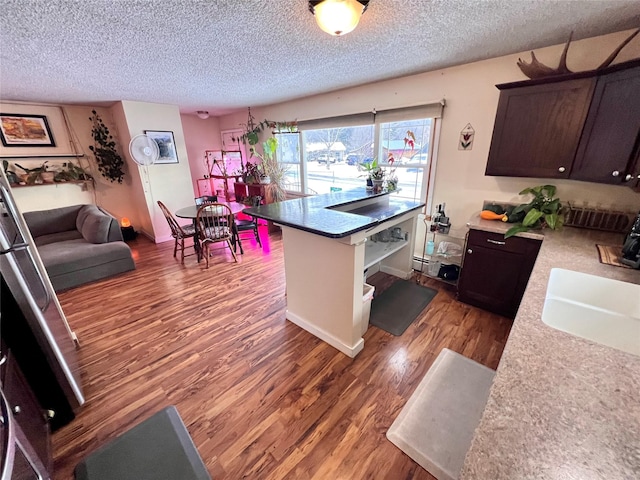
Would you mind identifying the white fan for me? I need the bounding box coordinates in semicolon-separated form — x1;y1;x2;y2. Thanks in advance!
129;134;159;166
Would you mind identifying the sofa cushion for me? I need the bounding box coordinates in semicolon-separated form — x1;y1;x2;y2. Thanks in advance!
37;239;133;277
76;205;113;244
24;205;83;237
34;230;83;247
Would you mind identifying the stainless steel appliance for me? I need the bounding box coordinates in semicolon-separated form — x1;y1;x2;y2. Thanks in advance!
1;389;49;480
621;211;640;268
0;169;83;430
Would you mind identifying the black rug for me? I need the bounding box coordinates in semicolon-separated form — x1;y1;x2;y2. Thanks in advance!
369;280;438;336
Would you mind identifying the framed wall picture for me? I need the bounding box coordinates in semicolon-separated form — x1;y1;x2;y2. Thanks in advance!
144;130;178;164
0;113;56;147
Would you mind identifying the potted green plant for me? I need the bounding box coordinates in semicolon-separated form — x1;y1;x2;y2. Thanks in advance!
14;162;45;184
505;185;564;238
358;158;386;192
250;137;288;202
54;162;93;182
2;160;19;185
89;110;125;183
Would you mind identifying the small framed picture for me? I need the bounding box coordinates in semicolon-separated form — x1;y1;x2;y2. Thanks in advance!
0;113;56;147
144;130;178;164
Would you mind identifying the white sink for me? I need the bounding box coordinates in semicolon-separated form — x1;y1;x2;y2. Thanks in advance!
542;268;640;357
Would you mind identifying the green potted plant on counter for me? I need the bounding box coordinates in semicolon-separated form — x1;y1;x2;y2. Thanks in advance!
505;184;564;238
359;157;385;192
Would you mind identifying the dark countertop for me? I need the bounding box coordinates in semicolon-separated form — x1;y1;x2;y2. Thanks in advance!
243;188;424;238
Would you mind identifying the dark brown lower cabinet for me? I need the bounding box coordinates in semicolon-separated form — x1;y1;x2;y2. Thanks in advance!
1;348;53;476
457;229;542;318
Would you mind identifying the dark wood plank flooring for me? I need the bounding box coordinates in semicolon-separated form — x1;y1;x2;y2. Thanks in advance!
52;228;512;479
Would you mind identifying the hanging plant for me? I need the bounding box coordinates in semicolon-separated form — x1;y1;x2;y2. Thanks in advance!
89;110;125;183
232;107;298;146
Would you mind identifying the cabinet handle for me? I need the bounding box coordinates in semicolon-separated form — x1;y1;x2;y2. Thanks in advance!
467;248;473;254
624;174;633;182
0;355;6;366
487;239;506;245
46;410;55;419
558;166;566;173
612;170;620;177
13;405;21;415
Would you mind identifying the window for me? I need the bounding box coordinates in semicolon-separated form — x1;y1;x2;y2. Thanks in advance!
301;124;374;194
274;132;301;192
377;118;433;202
284;102;442;203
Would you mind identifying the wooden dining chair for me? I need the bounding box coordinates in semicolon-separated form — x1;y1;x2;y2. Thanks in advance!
234;196;262;254
157;201;197;264
196;203;238;267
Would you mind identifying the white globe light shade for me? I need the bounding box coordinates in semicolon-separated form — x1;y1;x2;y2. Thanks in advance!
314;0;364;36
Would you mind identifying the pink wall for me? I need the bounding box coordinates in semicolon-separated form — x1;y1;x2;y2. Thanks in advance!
181;114;222;197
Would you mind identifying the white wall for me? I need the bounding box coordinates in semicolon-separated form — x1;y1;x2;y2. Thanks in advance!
1;102;97;211
119;100;195;242
0;100;199;240
218;29;640;242
181;114;222;194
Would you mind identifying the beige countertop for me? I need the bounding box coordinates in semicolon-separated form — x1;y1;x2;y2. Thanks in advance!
461;217;640;479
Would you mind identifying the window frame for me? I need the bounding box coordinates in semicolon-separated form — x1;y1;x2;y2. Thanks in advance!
283;103;443;209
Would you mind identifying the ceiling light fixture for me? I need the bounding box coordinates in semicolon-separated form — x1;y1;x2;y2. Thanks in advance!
309;0;369;36
196;110;210;119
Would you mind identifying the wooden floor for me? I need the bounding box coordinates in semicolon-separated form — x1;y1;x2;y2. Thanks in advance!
52;228;512;479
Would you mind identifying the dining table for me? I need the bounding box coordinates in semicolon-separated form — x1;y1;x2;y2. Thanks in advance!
175;201;247;262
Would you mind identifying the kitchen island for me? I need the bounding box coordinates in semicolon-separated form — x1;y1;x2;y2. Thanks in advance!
245;188;424;357
460;218;640;479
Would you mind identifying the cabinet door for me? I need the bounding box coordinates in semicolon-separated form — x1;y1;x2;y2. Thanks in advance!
1;351;53;474
572;66;640;184
631;146;640;191
457;230;541;318
485;78;595;178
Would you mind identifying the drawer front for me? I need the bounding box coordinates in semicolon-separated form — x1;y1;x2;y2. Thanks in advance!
467;228;541;255
2;351;52;474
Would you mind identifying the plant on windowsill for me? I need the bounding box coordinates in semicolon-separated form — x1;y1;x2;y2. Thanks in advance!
89;110;125;183
504;185;564;238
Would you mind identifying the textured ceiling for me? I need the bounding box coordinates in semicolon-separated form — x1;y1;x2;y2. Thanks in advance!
1;0;639;116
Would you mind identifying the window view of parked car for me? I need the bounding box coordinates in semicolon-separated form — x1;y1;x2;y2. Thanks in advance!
317;154;337;164
346;154;360;165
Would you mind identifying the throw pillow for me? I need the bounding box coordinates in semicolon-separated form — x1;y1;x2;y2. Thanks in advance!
76;205;112;244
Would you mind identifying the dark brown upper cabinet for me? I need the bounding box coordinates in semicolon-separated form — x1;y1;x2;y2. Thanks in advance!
572;66;640;184
486;78;595;178
485;59;640;187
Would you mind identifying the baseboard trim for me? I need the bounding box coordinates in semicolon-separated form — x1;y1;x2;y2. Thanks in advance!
286;310;364;358
380;265;412;279
154;233;174;244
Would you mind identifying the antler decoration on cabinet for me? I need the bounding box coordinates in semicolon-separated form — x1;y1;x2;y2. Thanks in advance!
517;28;640;80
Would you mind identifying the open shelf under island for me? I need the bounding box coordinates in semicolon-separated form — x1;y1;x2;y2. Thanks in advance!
245;188;424;357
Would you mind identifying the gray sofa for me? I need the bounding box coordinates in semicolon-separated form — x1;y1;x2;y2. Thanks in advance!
24;205;135;292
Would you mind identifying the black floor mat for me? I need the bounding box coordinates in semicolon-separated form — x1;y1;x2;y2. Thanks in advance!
369;280;438;336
